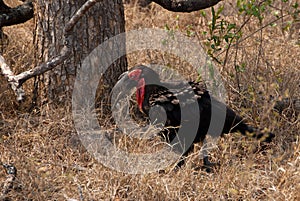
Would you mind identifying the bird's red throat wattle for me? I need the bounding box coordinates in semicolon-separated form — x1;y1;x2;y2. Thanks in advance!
136;78;145;112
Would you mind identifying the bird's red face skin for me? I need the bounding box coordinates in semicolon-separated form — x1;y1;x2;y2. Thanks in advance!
128;69;145;112
128;69;142;81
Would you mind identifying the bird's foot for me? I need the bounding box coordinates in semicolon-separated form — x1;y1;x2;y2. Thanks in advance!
201;156;218;173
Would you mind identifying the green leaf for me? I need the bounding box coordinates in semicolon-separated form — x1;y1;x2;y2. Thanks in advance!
292;2;299;9
211;7;216;31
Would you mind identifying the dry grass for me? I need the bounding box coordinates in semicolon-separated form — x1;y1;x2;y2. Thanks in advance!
0;0;299;200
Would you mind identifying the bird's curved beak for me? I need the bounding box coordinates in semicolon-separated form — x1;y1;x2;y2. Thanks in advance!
112;70;145;113
117;71;129;84
112;71;136;110
114;71;137;90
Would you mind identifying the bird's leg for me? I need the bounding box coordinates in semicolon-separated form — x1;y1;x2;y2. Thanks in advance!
201;140;216;173
203;156;214;172
175;158;186;169
174;143;195;169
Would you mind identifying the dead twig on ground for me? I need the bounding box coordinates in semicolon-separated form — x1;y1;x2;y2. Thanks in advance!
0;163;17;200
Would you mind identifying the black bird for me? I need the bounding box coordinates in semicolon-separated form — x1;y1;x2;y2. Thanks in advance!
115;65;274;170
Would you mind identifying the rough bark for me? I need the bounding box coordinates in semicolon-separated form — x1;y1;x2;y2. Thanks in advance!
151;0;222;12
33;0;127;104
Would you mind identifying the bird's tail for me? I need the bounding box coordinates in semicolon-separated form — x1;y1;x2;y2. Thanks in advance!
243;126;275;143
274;98;300;113
224;106;275;142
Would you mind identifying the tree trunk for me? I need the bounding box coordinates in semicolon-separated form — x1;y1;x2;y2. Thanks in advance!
33;0;127;106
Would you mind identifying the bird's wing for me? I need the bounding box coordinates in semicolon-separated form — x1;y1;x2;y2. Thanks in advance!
147;81;211;123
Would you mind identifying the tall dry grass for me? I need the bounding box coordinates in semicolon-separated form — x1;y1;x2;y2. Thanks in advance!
0;0;299;200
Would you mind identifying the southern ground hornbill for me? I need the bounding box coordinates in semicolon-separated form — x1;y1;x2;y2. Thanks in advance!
115;65;275;170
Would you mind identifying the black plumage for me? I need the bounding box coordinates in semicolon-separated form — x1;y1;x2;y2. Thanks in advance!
116;65;274;170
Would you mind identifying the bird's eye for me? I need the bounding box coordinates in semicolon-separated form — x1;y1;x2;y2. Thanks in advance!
128;69;142;81
129;74;137;79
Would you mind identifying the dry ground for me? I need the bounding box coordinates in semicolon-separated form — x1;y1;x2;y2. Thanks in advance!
0;0;299;200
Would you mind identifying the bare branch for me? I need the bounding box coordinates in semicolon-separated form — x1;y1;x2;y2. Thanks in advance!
151;0;222;12
16;47;70;86
0;0;11;12
0;2;34;27
0;55;25;101
65;0;98;32
0;0;99;101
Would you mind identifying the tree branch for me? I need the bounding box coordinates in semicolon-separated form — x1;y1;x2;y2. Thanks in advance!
0;1;34;28
0;0;11;12
0;55;25;101
151;0;222;12
0;0;99;101
1;0;222;102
